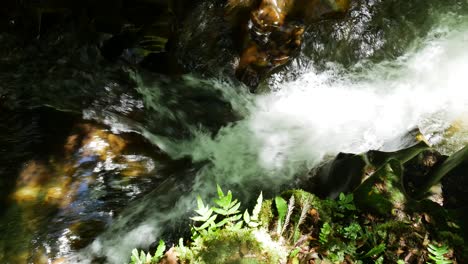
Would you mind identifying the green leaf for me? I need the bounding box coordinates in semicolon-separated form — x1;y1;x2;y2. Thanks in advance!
275;196;288;234
192;196;213;221
178;238;185;248
191;207;213;221
339;193;345;202
195;214;217;231
217;184;225;198
226;201;241;215
251;192;263;221
228;213;242;222
289;247;301;258
234;221;244;230
319;222;331;244
152;240;165;261
275;196;288;222
212;207;228;215
226;191;233;205
247;221;259;228
197;195;204;210
363;243;386;258
131;249;140;264
214;194;233;209
244;210;251;223
427;244;452;264
343;222;362;240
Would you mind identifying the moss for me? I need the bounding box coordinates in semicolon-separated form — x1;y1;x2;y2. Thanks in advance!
259;199;273;229
282;189;334;223
354;160;407;216
196;229;280;264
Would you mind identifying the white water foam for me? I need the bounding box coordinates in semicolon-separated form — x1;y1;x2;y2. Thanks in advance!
180;19;468;188
75;16;468;264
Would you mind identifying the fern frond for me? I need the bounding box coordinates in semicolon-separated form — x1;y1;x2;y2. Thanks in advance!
281;195;295;236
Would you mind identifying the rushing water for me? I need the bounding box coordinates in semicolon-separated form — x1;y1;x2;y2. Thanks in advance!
1;1;468;263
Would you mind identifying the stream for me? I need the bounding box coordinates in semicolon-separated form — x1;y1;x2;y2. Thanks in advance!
1;0;468;263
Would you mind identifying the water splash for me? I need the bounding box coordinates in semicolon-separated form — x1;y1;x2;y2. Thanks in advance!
74;13;468;264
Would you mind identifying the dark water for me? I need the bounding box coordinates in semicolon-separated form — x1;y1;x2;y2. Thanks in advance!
1;0;468;263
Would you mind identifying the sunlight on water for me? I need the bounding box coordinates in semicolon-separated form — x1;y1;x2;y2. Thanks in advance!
253;21;468;166
181;18;468;189
75;14;468;264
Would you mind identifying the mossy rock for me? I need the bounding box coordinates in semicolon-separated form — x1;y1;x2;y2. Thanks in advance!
195;229;281;264
353;160;407;216
259;199;274;228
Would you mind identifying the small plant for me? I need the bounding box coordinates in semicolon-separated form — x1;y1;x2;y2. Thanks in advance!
282;196;295;236
427;244;452;264
243;191;263;228
319;222;332;244
275;196;288;234
191;195;218;235
190;185;263;239
342;222;362;240
211;185;242;228
291;198;310;243
130;240;165;264
335;193;356;217
363;243;386;259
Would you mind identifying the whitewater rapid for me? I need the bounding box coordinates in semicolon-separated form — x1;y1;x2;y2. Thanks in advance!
74;13;468;264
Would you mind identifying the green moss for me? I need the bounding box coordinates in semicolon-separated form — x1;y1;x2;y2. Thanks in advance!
196;229;280;264
354;160;407;216
259;199;274;229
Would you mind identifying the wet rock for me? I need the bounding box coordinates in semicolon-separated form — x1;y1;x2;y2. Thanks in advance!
303;139;431;200
0;116;168;262
403;149;445;197
441;153;468;209
308;153;367;199
353;160;407;217
227;0;350;89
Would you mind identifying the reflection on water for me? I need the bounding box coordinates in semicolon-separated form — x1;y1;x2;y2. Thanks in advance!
0;114;171;263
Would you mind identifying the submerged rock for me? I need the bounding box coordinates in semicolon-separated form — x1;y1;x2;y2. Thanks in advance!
0;116;167;262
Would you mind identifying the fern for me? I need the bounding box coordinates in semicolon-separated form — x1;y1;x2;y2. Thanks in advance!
319;222;332;244
129;240;165;264
292;199;310;243
152;240;166;262
342;222;362;240
190;186;263;239
427;244;452;264
191;196;217;234
243;192;263;228
281;195;295;236
213;185;241;217
130;249;151;264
